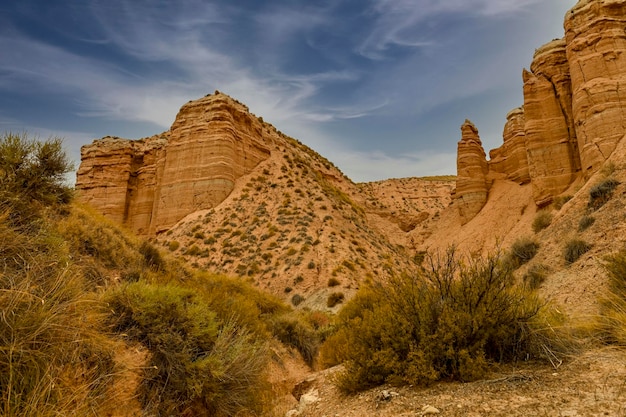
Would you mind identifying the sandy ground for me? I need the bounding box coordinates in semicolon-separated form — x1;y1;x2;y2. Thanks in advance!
280;347;626;417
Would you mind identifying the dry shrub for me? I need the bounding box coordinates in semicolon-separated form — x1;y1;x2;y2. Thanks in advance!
578;215;595;232
532;211;553;233
598;248;626;344
523;264;550;290
270;314;319;366
588;178;620;210
507;237;539;269
327;292;345;308
564;239;592;265
553;195;573;210
106;282;270;416
0;209;115;416
320;249;571;393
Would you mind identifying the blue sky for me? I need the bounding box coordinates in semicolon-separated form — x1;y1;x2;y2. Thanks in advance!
0;0;576;183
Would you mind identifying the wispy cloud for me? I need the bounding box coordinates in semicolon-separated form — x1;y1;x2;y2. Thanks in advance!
357;0;544;59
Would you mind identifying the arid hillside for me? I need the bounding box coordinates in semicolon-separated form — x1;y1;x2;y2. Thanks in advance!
76;92;455;307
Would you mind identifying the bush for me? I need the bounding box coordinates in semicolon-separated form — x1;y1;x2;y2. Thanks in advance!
168;240;180;251
291;293;305;306
523;264;550;290
328;277;341;287
507;238;539;269
564;239;592;264
320;249;563;393
106;282;269;416
578;215;595;232
270;314;319;366
588;178;620;210
0;207;116;416
599;248;626;344
532;211;553;233
553;195;573;210
139;240;165;271
0;132;73;224
327;292;345;308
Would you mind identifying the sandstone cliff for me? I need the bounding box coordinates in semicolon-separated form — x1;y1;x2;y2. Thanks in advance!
77;93;271;234
455;0;626;221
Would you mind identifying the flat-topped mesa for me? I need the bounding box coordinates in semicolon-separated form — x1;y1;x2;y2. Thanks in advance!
488;107;530;185
524;38;580;206
455;120;489;225
76;92;271;235
565;0;626;175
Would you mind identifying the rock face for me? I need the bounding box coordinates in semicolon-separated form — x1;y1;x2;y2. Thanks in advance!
456;0;626;221
455;120;489;225
488;107;530;185
524;38;580;206
76;93;271;234
565;0;626;175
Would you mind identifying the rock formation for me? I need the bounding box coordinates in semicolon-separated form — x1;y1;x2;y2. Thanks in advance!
488;107;530;185
524;38;580;206
456;0;626;222
76;93;271;234
565;0;626;175
455;120;489;225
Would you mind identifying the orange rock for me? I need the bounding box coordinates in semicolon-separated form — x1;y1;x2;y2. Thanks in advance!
488;107;530;185
523;38;580;206
455;120;489;225
76;93;271;234
565;0;626;175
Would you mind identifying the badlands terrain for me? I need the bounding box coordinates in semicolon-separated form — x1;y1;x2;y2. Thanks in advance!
70;0;626;415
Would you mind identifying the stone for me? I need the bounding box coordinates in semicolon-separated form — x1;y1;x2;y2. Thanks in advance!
421;404;440;415
455;120;489;224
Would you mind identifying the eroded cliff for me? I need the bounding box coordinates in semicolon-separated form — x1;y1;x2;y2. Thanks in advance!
455;0;626;222
76;93;271;234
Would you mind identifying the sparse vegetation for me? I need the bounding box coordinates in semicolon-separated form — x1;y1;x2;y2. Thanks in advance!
532;211;553;233
553;195;573;210
598;247;626;344
564;239;592;264
328;277;341;287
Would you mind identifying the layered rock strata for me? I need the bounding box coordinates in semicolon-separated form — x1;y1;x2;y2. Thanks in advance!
456;120;489;225
76;93;271;234
456;0;626;222
565;0;626;174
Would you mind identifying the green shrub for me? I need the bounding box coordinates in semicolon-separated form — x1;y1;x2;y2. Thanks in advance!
578;215;595;232
588;178;620;210
106;282;269;416
185;244;201;256
291;293;305;306
0;132;73;224
523;264;549;290
270;314;319;366
0;206;116;416
328;277;341;287
168;240;180;251
507;238;539;269
327;292;345;308
320;249;564;393
139;240;165;271
564;239;592;264
532;211;553;233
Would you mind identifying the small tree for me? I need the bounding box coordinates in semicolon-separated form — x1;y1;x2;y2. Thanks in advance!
0;132;73;222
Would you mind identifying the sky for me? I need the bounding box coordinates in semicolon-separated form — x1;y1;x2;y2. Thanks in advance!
0;0;577;183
